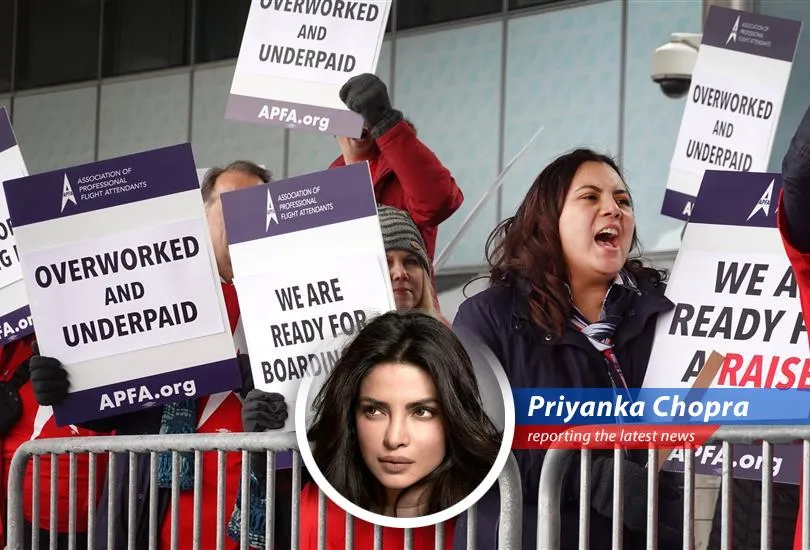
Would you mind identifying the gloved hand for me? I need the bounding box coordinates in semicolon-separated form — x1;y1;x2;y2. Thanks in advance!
339;73;403;139
237;354;254;400
28;353;69;406
242;389;288;432
590;455;649;533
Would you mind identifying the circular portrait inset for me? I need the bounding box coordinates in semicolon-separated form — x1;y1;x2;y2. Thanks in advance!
295;310;515;529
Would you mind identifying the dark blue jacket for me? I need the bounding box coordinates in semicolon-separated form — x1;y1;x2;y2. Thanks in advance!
781;102;810;252
451;276;684;550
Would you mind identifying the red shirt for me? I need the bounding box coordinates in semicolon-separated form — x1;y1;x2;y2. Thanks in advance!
298;482;455;550
158;281;245;549
0;336;108;540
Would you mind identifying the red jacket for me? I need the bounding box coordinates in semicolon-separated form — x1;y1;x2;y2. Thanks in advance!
778;191;810;550
780;194;810;550
298;482;455;550
158;282;246;549
329;120;464;262
0;336;109;542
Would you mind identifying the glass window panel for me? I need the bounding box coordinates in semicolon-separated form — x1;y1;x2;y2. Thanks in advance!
15;0;101;90
195;0;251;63
397;0;501;31
102;0;191;77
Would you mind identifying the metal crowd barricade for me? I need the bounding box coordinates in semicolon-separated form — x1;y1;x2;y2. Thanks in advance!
536;425;810;550
6;432;523;550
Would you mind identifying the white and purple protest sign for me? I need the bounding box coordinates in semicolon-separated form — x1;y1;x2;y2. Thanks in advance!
661;5;801;221
647;170;803;484
226;0;392;138
4;143;241;426
221;162;395;432
0;107;34;347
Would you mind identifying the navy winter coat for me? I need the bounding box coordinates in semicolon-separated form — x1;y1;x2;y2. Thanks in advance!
451;276;685;550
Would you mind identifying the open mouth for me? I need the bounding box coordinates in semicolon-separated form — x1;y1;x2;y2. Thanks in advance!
594;227;620;249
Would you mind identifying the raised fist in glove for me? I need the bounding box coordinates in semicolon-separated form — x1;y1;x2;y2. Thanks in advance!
242;389;288;432
339;73;403;139
29;353;69;406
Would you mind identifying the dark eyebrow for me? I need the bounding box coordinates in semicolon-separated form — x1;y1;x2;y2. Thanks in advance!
406;399;440;409
356;397;440;409
358;397;385;407
575;184;630;197
574;184;602;193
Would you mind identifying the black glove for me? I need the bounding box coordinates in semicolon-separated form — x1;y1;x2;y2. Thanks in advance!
243;389;288;483
237;354;254;400
591;456;648;532
242;389;288;432
590;456;683;546
29;354;69;406
339;73;403;139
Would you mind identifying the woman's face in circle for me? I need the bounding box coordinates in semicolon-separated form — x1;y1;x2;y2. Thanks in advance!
355;362;446;497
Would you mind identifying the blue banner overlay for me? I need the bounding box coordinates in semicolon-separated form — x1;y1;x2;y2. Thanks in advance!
513;388;810;425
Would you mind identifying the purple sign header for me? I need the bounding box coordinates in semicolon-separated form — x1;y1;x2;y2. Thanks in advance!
689;170;781;229
221;162;378;245
5;143;201;228
702;5;802;63
0;107;18;153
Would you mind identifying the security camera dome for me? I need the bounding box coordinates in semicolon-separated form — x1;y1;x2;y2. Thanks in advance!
651;33;701;99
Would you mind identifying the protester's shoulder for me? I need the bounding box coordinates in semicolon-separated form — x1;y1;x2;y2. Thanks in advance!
455;282;515;328
459;282;514;311
636;275;668;297
631;273;674;316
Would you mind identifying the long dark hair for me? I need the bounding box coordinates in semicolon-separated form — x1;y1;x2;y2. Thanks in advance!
307;311;502;516
486;148;665;337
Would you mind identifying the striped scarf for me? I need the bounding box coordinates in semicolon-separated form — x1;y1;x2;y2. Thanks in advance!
569;271;640;403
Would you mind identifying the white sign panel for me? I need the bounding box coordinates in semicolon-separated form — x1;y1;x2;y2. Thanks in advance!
226;0;392;138
221;162;396;431
236;255;391;399
645;170;805;484
0;108;34;346
5;144;241;426
22;218;225;365
661;6;801;221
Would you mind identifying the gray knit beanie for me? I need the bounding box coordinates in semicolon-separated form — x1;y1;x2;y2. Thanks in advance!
377;205;430;273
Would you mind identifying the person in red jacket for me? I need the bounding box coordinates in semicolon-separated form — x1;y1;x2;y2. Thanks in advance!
330;73;464;264
0;333;109;549
778;103;810;550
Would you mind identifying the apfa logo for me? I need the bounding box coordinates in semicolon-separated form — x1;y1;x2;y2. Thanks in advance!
61;174;77;213
746;178;774;221
266;188;278;230
726;15;740;44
